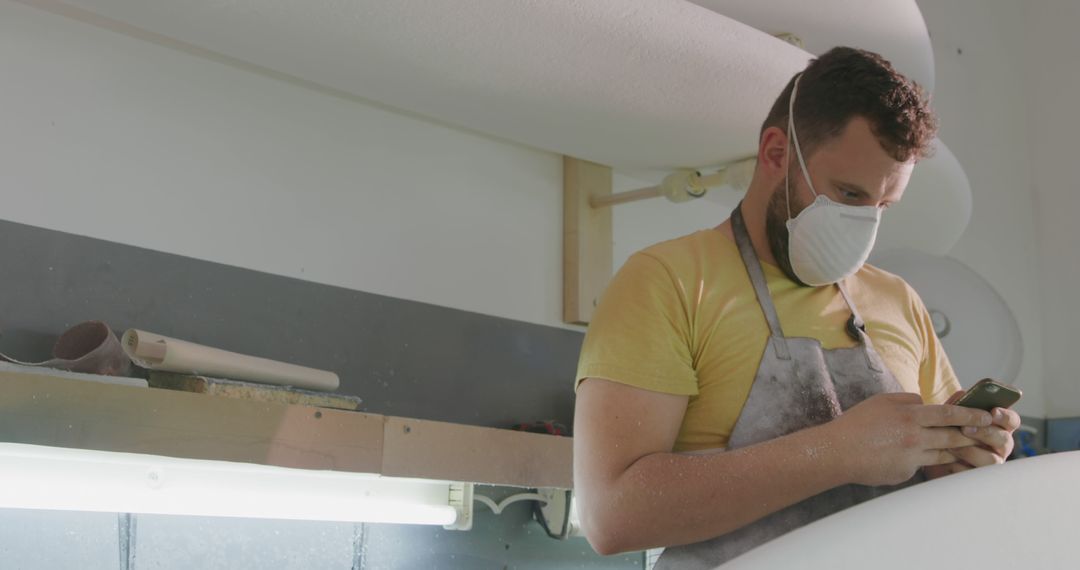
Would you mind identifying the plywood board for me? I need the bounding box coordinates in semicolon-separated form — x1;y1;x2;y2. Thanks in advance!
563;156;613;325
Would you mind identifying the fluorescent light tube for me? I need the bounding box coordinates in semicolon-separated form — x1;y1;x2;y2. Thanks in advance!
0;443;461;526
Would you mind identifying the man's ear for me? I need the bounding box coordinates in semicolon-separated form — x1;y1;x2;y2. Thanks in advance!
758;126;789;178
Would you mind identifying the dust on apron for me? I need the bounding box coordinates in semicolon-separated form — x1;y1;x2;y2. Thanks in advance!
655;204;922;569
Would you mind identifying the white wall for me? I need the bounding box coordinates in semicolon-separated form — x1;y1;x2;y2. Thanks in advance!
914;0;1047;418
0;0;566;329
1020;2;1080;418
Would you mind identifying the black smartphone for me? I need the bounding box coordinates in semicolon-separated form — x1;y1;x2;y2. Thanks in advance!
954;378;1022;412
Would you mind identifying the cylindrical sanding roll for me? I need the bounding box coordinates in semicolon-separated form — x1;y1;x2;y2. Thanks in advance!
121;329;339;391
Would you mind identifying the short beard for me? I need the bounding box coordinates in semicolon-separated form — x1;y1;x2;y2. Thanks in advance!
764;176;810;286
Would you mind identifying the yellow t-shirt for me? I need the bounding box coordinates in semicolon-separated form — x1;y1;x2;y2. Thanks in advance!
576;228;961;452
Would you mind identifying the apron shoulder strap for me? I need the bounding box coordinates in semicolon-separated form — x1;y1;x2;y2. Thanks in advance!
731;204;790;360
837;280;884;371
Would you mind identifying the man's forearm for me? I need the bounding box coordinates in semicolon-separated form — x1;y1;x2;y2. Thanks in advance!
580;423;850;554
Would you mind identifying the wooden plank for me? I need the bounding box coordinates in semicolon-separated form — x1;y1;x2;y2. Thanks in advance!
563;155;613;325
0;371;383;473
382;416;573;489
147;371;363;411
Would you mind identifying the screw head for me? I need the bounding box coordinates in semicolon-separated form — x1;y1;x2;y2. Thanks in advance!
146;467;164;489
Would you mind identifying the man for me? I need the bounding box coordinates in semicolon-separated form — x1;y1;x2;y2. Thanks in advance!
573;47;1021;568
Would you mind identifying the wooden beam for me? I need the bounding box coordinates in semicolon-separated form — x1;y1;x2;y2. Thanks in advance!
383;417;572;489
563;156;613;325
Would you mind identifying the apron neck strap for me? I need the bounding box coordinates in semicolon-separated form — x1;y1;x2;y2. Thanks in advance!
731;203;786;339
731;203;870;347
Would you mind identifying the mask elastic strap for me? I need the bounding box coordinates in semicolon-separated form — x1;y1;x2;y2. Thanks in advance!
785;74;818;221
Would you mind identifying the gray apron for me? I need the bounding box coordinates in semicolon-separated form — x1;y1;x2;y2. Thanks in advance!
655;204;922;569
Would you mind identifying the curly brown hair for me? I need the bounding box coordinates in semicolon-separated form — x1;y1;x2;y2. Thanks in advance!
760;46;938;163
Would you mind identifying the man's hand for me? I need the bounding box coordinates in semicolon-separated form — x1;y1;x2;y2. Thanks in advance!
824;392;992;486
923;390;1021;479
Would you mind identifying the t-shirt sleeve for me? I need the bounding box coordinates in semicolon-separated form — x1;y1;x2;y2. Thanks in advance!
909;285;962;404
575;252;698;396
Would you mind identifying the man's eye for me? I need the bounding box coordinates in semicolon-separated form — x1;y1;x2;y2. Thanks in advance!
843;190;860;200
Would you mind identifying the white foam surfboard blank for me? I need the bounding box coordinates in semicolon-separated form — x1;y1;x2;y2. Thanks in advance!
33;0;812;169
30;0;933;171
722;452;1080;569
687;0;935;92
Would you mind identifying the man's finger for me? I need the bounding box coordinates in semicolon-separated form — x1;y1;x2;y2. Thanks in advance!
950;445;1004;468
992;407;1021;431
915;404;993;428
961;425;1012;454
925;427;978;450
923;449;960;466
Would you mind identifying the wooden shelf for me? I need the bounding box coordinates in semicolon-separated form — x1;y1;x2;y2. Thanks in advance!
0;369;572;489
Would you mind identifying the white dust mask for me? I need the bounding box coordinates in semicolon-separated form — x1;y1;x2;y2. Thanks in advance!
784;75;882;286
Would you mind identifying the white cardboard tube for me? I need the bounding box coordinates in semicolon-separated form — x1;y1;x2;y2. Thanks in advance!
122;329;339;391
